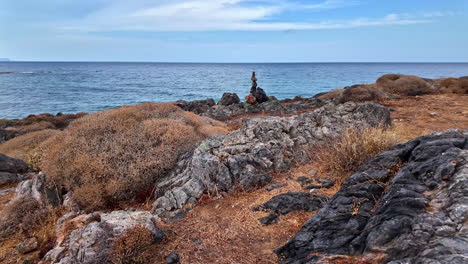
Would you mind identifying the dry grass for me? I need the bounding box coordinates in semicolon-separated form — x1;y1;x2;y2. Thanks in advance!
110;226;159;264
0;129;61;169
314;127;404;182
40;103;228;211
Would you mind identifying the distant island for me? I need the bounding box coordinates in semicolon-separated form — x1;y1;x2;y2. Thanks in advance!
0;58;10;61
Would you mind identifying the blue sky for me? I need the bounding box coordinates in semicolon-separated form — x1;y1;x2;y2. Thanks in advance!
1;0;467;62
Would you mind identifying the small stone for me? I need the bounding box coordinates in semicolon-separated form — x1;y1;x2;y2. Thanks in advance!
320;180;335;189
304;184;322;190
258;213;279;225
266;183;285;191
296;176;309;183
166;252;180;264
16;237;38;254
429;112;440;117
308;170;318;176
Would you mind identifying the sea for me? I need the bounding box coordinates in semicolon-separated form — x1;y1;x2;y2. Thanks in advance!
1;62;467;119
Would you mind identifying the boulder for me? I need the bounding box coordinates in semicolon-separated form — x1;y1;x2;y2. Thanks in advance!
42;210;163;264
276;130;468;264
218;93;240;106
253;87;269;103
437;78;468;94
175;98;215;114
0;153;28;186
153;102;391;214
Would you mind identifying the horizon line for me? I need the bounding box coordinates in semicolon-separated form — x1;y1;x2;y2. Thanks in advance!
2;60;468;64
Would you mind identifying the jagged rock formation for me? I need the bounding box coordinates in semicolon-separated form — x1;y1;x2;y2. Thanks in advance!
41;211;164;264
0;153;28;186
152;102;391;215
276;130;468;264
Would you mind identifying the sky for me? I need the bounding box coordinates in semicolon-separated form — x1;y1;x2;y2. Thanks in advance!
0;0;467;62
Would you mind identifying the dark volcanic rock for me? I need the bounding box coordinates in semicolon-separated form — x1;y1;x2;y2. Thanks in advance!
0;129;16;144
253;87;269;103
276;130;468;264
153;102;391;214
259;213;279;225
175;98;216;114
0;154;28;186
266;183;285;191
166;252;180;264
254;192;328;216
218;93;240;106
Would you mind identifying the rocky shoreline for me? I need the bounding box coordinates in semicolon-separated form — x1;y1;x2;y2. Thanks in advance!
0;73;467;264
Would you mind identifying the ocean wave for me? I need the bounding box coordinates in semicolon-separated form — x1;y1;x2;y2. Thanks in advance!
0;71;49;75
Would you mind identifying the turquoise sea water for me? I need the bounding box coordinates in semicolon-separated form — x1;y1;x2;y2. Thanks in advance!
0;62;467;119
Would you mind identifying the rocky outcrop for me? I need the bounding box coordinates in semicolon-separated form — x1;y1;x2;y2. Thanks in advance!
276;130;468;264
0;129;16;144
0;153;28;186
152;102;391;215
175;98;216;114
218;93;240;106
42;211;163;264
203;98;324;121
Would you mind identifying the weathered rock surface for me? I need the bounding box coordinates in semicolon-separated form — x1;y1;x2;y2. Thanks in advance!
276;130;468;264
253;87;269;104
15;172;61;206
0;153;28;186
17;237;38;254
153;102;391;215
218;93;241;106
42;210;163;264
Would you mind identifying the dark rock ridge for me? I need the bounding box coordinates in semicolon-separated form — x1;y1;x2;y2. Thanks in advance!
276;130;468;264
152;102;391;215
0;153;28;186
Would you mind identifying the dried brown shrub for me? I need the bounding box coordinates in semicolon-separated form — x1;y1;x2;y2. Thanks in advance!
0;197;63;259
338;84;386;103
0;129;61;169
438;78;468;94
314;127;403;182
376;74;435;96
317;88;344;100
40;103;228;211
110;226;157;264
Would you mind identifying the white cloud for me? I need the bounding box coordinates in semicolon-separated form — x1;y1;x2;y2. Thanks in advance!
60;0;444;32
